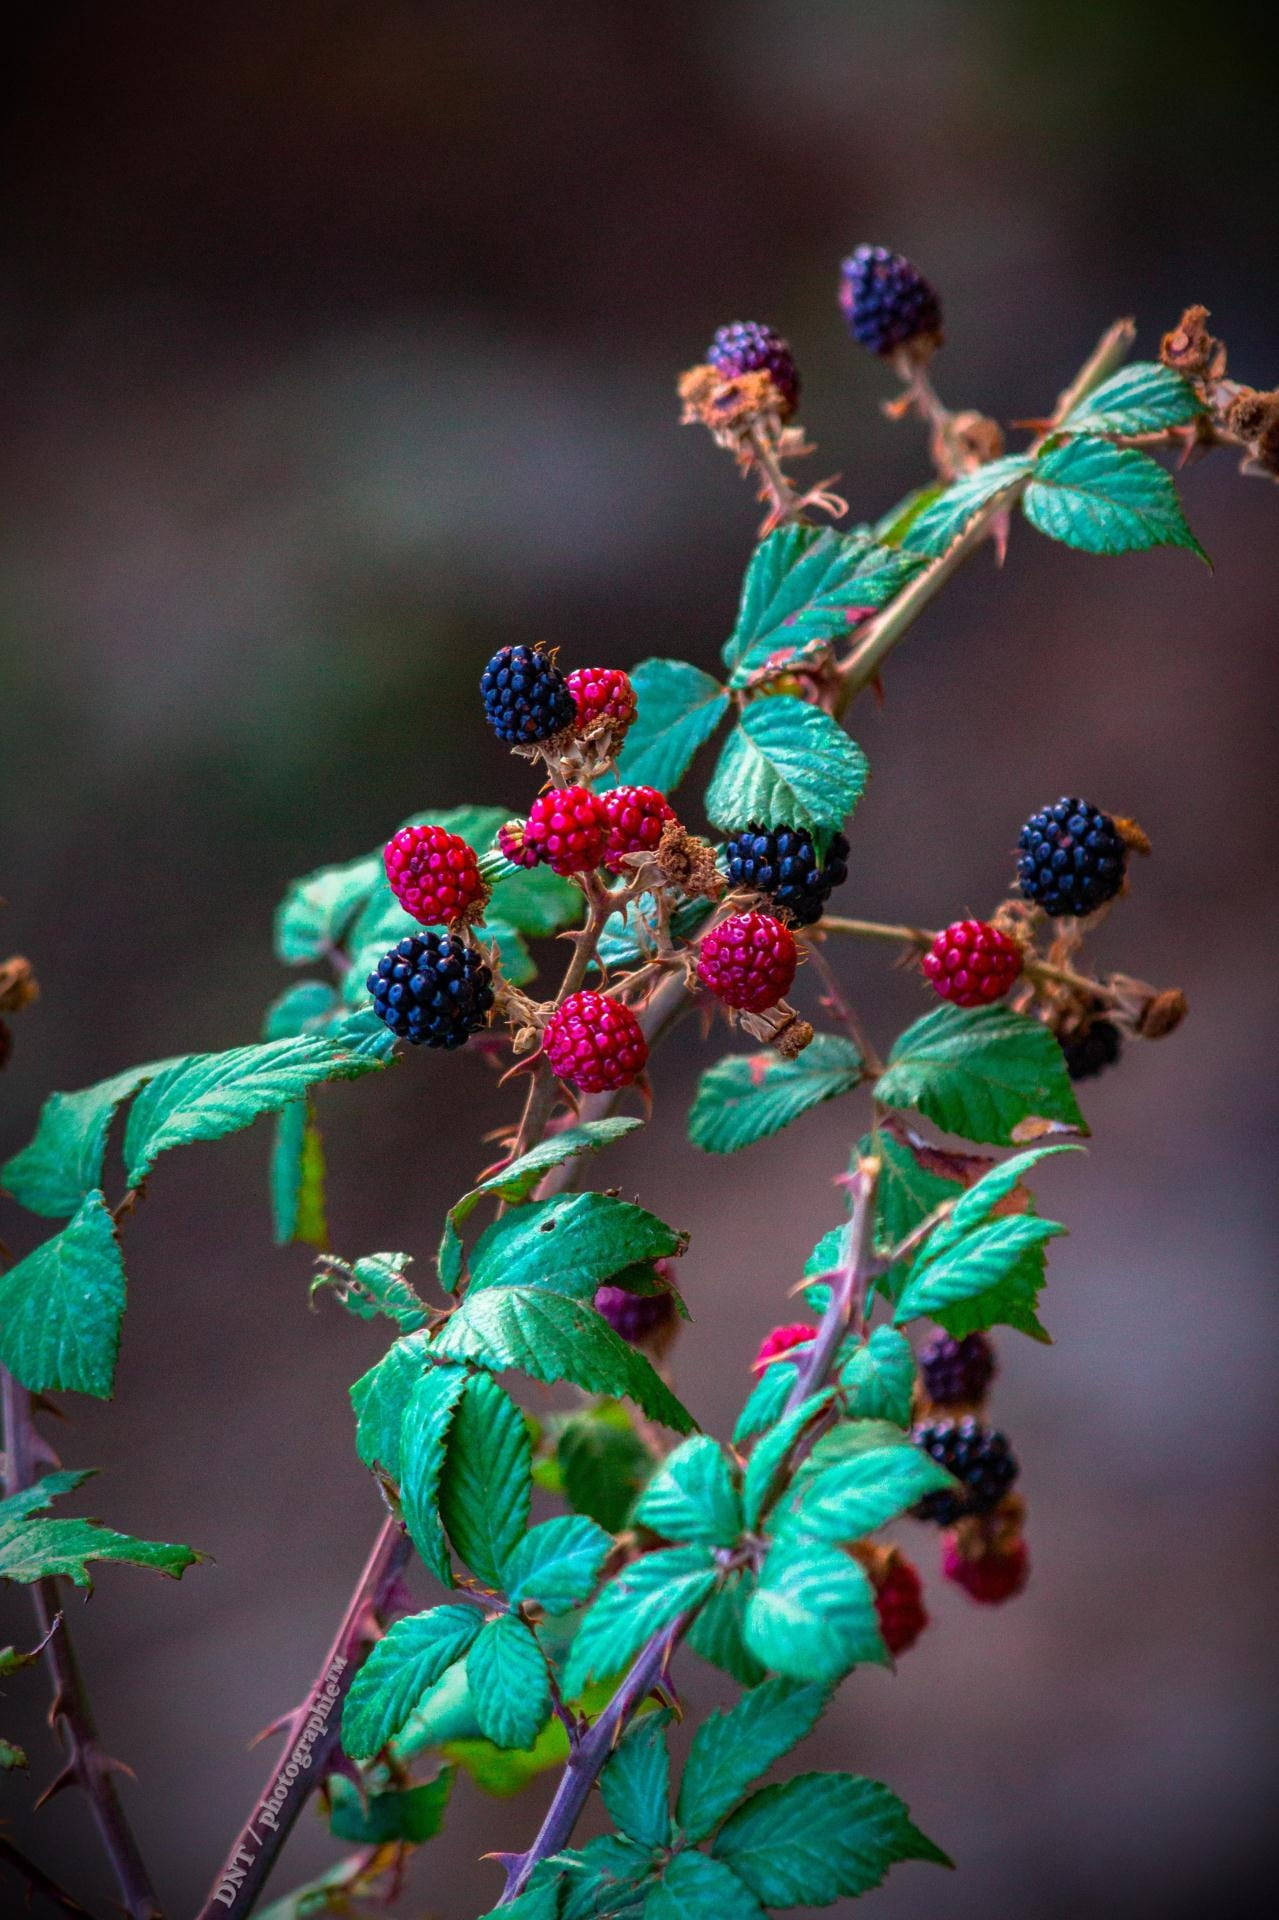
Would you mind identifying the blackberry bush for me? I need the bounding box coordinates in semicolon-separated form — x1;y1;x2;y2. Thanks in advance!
2;254;1264;1920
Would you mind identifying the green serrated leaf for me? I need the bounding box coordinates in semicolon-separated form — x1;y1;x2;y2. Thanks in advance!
467;1192;680;1300
894;1213;1064;1328
263;979;341;1040
868;1129;965;1251
314;1250;427;1331
122;1035;384;1185
503;1515;613;1609
711;1770;950;1904
722;525;920;685
2;1060;184;1219
342;1605;483;1759
687;1570;766;1686
607;659;730;796
774;1443;952;1545
399;1364;469;1584
475;1882;562;1920
466;1614;551;1751
328;1766;454;1844
689;1035;862;1155
876;1003;1085;1146
745;1541;885;1683
900;455;1033;558
432;1287;695;1434
741;1391;836;1532
840;1327;916;1424
677;1677;830;1845
645;1853;764;1918
1062;361;1203;437
548;1834;654;1920
705;697;868;841
0;1471;202;1588
564;1546;717;1696
0;1192;126;1399
488;861;580;938
873;484;945;548
350;1331;434;1479
631;1436;741;1547
939;1141;1081;1240
270;1100;328;1248
733;1359;800;1444
274;853;383;964
1023;435;1207;560
449;1120;645;1233
557;1406;655;1533
601;1708;671;1850
439;1373;531;1587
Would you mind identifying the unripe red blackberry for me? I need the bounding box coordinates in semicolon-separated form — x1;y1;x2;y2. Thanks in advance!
706;322;800;418
480;644;576;746
1017;797;1127;918
922;920;1022;1008
697;912;798;1013
869;1551;928;1657
601;785;675;875
752;1323;815;1372
366;933;494;1048
912;1417;1018;1522
567;667;637;739
942;1532;1029;1605
384;824;485;927
839;245;943;357
524;786;609;876
918;1331;997;1409
497;819;542;869
594;1268;678;1347
543;989;648;1093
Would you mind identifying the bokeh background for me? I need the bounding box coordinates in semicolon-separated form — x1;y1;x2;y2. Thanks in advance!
2;2;1277;1914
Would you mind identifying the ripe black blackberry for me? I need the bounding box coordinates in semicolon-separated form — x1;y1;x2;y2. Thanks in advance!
1060;1016;1123;1082
723;822;850;927
480;645;576;746
1017;797;1127;917
912;1417;1018;1523
706;322;800;417
367;933;494;1047
919;1331;997;1409
839;246;943;357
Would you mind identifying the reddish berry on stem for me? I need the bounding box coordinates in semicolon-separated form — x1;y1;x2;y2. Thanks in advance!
871;1552;929;1657
524;786;609;876
922;919;1022;1007
697;912;798;1012
543;989;648;1093
753;1323;815;1372
497;819;542;870
384;825;485;927
567;667;637;737
942;1533;1029;1605
601;785;675;874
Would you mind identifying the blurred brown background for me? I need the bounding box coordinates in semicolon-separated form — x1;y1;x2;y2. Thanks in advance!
2;2;1277;1914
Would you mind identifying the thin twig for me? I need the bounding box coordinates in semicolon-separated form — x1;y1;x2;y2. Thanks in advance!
803;939;884;1078
0;1834;98;1919
0;1369;164;1920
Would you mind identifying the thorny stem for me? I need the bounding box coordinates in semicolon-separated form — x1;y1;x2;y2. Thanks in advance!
0;1367;164;1920
193;1514;411;1920
500;1161;881;1903
0;1835;95;1919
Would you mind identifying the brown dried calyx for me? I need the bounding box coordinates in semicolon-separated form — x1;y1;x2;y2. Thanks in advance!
678;364;792;435
1160;305;1228;385
739;1004;814;1059
1224;386;1279;478
654;821;725;901
0;955;39;1013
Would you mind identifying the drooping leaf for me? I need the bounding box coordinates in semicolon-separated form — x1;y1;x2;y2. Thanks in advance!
687;1570;766;1686
350;1331;433;1479
939;1141;1083;1242
630;1436;741;1547
1061;360;1203;437
447;1120;645;1236
722;525;920;685
122;1035;384;1185
839;1327;916;1424
900;455;1032;558
466;1193;681;1301
432;1286;695;1433
466;1614;551;1751
894;1213;1064;1330
0;1470;202;1588
313;1249;428;1331
744;1540;885;1683
270;1099;328;1248
733;1359;800;1444
274;852;382;964
600;1708;671;1850
502;1514;613;1611
688;1035;862;1155
711;1771;950;1904
557;1405;655;1533
399;1363;469;1584
1023;435;1207;559
0;1191;126;1399
741;1390;836;1531
342;1605;483;1759
773;1441;953;1545
563;1546;717;1696
607;658;730;795
876;1003;1085;1146
438;1372;531;1587
2;1060;181;1219
705;697;868;843
328;1766;454;1844
644;1852;764;1919
677;1677;830;1845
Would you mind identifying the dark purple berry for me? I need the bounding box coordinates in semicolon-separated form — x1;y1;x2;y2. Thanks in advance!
594;1282;675;1347
919;1331;997;1408
366;932;494;1047
839;246;943;357
912;1417;1018;1524
480;645;576;746
1017;797;1127;918
1060;1016;1123;1082
706;322;800;417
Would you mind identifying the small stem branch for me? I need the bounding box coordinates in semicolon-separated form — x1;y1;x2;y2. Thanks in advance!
193;1515;410;1920
803;939;884;1078
0;1835;97;1919
0;1369;164;1920
819;915;931;949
